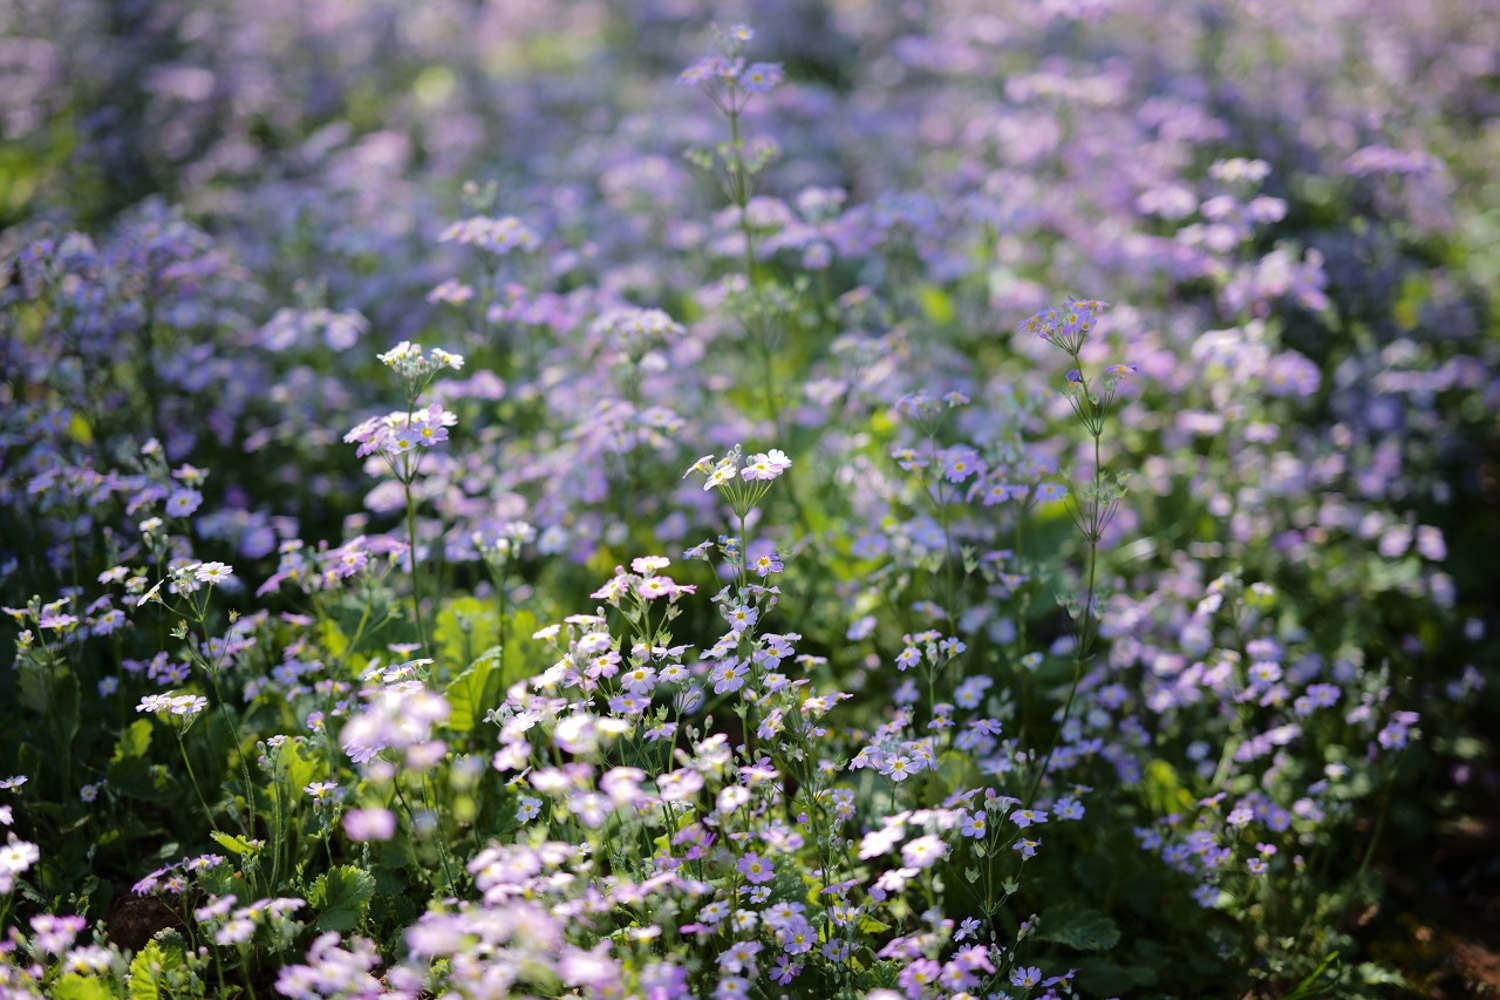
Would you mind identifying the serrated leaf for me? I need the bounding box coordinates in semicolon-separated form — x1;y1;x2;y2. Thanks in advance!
1036;903;1120;951
128;939;183;1000
310;864;376;932
54;974;114;1000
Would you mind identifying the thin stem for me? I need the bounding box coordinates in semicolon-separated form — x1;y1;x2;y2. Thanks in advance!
207;673;257;840
1355;783;1391;878
175;728;219;834
402;474;430;658
269;778;284;891
1025;424;1103;807
737;510;749;589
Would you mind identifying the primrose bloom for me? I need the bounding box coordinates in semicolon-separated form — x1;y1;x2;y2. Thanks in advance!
704;460;737;490
1011;966;1043;989
194;561;234;584
345;407;458;462
343;808;396;842
376;341;465;380
438;215;539;256
591;306;684;357
901;834;948;869
137;692;209;724
1020;297;1108;355
741;449;792;482
740;62;784;93
0;836;41;891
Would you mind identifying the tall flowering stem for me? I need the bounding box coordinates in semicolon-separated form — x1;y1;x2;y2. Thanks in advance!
137;692;215;831
684;444;792;756
1019;300;1135;805
139;560;259;839
402;473;427;655
680;29;805;503
344;342;464;659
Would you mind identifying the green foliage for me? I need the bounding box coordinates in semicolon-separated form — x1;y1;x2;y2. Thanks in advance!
128;937;195;1000
52;974;116;1000
309;865;376;933
1036;902;1122;951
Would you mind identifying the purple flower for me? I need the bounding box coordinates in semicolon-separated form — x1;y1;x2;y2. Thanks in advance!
342;808;396;842
740;62;784;93
901;834;948;869
166;488;203;518
736;852;774;884
1010;808;1048;828
898;957;941;998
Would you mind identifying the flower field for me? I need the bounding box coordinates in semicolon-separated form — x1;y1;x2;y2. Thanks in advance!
2;2;1498;997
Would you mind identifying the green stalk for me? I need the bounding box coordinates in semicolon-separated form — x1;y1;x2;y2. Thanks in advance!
402;473;429;658
1025;384;1104;807
175;727;220;834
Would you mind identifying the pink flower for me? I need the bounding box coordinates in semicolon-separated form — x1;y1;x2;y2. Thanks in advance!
343;808;396;842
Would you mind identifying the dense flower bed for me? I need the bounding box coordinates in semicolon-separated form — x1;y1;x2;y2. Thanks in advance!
2;2;1497;998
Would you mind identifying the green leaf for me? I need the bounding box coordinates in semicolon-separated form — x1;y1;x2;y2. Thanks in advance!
310;865;376;933
54;667;81;743
1142;758;1194;815
209;831;259;856
107;722;173;804
445;649;504;735
128;939;183;1000
16;660;49;715
1075;958;1157;995
916;284;955;324
269;736;320;795
112;719;154;763
1036;903;1121;951
434;595;490;669
53;974;115;1000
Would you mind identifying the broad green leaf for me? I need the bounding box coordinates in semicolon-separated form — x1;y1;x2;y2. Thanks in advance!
435;595;491;669
444;652;501;735
108;723;172;804
1075;958;1157;995
53;667;81;742
209;831;258;856
16;659;50;715
128;939;182;1000
112;719;153;762
1036;903;1121;951
1143;758;1194;815
319;617;350;662
310;864;376;933
917;284;954;324
269;736;320;795
54;974;114;1000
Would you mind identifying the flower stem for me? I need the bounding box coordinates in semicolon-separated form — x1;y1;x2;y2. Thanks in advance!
403;475;430;658
175;728;219;834
1026;414;1103;806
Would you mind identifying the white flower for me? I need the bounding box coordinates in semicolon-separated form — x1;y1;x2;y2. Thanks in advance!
0;836;40;874
195;561;234;583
